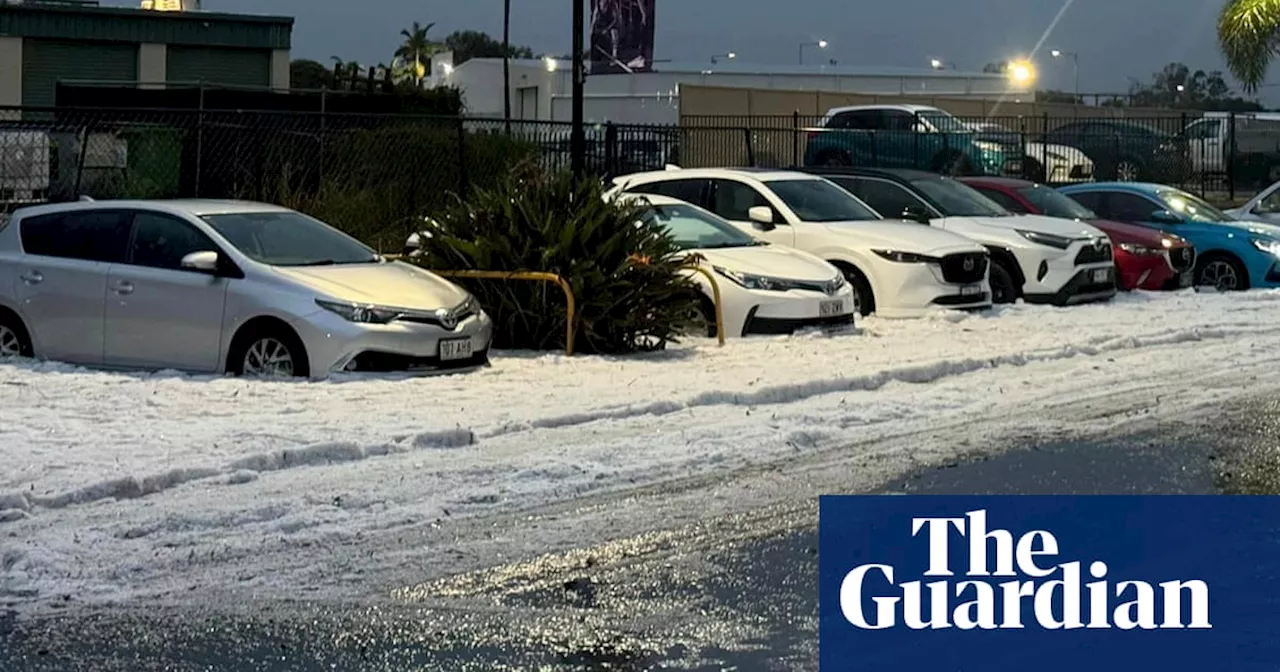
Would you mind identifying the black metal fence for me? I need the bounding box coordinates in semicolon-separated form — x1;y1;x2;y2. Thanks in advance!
0;105;1276;244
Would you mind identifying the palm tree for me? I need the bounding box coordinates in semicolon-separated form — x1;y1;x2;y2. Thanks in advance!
503;0;512;131
1218;0;1280;93
397;21;436;87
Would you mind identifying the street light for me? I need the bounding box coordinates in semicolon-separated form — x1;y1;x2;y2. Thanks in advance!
1007;59;1036;86
1050;49;1079;98
930;58;956;70
544;56;558;72
711;52;736;64
571;0;585;179
799;40;828;65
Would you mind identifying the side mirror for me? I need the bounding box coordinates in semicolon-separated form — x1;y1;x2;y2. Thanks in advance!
902;205;932;224
1149;209;1183;224
180;250;220;273
748;205;777;230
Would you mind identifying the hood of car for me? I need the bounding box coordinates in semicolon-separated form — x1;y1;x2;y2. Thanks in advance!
946;213;1105;239
1176;218;1280;240
691;244;837;281
273;260;469;310
1086;218;1185;247
820;219;986;255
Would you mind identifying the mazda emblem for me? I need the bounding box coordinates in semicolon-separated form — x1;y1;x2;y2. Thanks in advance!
962;257;975;271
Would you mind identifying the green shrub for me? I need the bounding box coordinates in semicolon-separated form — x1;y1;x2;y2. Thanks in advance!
258;122;536;249
409;165;702;354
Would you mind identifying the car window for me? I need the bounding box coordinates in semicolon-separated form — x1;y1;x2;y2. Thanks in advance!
882;110;916;131
20;209;131;263
710;179;771;220
1257;187;1280;214
625;178;706;205
643;202;761;250
909;178;1011;217
127;212;219;271
763;178;881;222
1183;119;1222;140
972;187;1029;214
1158;189;1231;222
1105;193;1162;222
1016;185;1096;219
1063;190;1104;214
830;110;880;130
844;177;932;220
202;211;379;266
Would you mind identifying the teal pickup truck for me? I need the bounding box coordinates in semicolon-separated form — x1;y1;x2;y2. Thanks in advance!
802;104;1021;176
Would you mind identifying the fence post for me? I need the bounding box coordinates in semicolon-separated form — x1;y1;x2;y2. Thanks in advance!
604;122;618;175
195;83;205;198
1228;112;1238;201
73;120;92;198
318;89;327;187
791;111;800;167
743;127;755;167
456;117;469;197
912;111;920;168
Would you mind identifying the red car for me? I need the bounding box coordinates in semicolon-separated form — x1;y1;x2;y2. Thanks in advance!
959;177;1196;291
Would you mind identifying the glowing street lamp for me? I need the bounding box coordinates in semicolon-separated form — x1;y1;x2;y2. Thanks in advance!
800;40;828;65
1050;49;1080;97
930;58;957;70
1007;59;1036;86
711;52;736;64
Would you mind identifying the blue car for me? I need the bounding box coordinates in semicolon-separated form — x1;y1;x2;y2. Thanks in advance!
1058;182;1280;290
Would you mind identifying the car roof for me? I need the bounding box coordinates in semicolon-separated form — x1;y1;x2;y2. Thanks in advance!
613;167;824;184
1059;182;1166;194
11;199;293;219
801;166;938;182
824;104;940;115
958;176;1035;189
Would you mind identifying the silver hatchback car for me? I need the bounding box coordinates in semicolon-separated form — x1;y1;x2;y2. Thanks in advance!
0;200;494;378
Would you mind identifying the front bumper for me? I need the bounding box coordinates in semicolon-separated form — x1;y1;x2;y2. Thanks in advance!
732;285;857;336
290;307;495;376
1023;265;1118;306
869;258;992;318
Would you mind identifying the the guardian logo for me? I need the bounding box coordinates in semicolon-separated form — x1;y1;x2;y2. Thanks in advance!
840;509;1211;631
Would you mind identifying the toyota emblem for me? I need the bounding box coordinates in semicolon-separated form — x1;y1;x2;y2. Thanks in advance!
962;257;975;271
436;308;457;330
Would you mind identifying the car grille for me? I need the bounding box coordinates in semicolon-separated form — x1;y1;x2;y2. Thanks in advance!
1074;240;1113;265
1167;246;1195;272
938;252;988;284
784;277;846;295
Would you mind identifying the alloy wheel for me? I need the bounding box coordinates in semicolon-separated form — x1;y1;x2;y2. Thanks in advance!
0;325;22;357
242;338;295;378
1116;161;1140;182
1199;260;1240;291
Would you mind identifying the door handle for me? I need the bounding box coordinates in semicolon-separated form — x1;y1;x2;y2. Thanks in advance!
19;271;42;285
111;281;134;296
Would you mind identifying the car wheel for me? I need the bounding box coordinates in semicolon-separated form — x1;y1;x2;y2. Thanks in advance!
1115;159;1141;182
229;324;310;379
679;295;718;338
1195;253;1249;291
989;261;1019;304
837;266;875;316
0;311;33;358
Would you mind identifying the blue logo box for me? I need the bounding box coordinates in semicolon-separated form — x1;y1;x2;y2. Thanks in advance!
818;496;1280;670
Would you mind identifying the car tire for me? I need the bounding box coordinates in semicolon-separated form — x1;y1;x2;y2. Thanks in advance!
677;293;719;339
931;150;974;176
989;261;1019;304
0;310;33;358
1194;253;1250;292
836;265;876;316
227;322;311;379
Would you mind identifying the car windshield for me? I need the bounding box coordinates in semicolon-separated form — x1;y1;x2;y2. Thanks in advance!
1158;189;1232;223
201;211;380;266
910;178;1011;217
919;110;971;133
1017;185;1096;219
764;179;881;222
643;203;763;250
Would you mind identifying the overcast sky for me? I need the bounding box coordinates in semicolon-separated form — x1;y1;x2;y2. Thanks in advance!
119;0;1271;101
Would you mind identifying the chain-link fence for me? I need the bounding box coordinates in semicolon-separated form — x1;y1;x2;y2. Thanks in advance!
1;105;1276;246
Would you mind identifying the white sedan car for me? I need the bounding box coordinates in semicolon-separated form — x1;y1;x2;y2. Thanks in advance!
637;195;856;337
607;168;994;317
968;122;1094;183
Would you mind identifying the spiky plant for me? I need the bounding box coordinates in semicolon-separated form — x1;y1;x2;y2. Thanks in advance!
1219;0;1280;92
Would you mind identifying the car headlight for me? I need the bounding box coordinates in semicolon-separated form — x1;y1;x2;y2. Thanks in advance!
456;293;481;317
315;299;404;324
1252;238;1280;257
712;266;790;291
1117;242;1162;256
1017;230;1073;249
974;140;1004;154
871;249;940;264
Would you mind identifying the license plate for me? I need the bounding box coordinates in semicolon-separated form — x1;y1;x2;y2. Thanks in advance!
960;284;983;296
1179;270;1193;287
439;338;473;361
1092;268;1110;284
819;299;844;317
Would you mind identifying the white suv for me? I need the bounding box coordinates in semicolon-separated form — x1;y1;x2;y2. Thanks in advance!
606;167;993;317
809;167;1117;305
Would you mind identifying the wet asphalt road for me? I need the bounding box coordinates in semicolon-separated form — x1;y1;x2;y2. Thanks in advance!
1;399;1271;671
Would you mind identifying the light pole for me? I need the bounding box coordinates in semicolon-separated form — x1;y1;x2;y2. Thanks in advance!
571;0;585;179
503;0;511;133
799;40;827;65
1050;49;1079;100
711;52;736;64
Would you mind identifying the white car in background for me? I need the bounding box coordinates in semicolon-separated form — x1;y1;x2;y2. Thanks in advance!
633;195;856;337
1225;178;1280;223
967;121;1095;183
606;167;994;317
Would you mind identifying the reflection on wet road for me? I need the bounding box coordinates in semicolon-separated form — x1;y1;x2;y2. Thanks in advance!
4;398;1275;671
